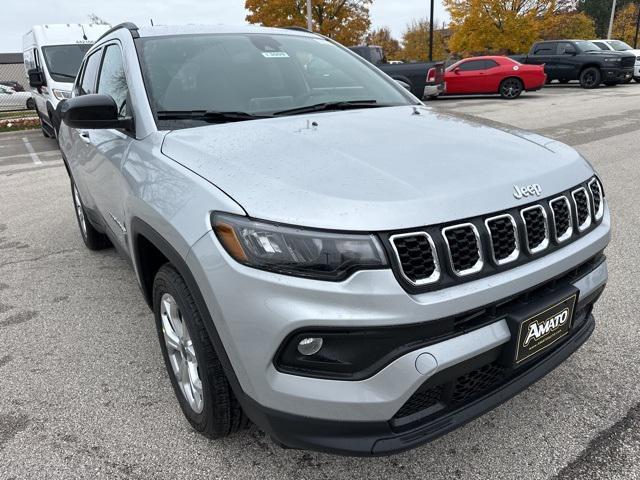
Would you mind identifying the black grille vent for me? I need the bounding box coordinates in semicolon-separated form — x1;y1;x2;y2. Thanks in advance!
573;189;590;228
391;234;438;284
589;180;602;216
450;363;506;405
393;385;443;419
622;56;636;68
486;216;517;263
550;198;571;241
443;225;481;274
521;207;548;252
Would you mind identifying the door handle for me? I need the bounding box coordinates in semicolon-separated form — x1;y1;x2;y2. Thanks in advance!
79;131;91;143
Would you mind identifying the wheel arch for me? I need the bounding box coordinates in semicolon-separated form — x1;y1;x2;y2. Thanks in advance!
579;64;601;75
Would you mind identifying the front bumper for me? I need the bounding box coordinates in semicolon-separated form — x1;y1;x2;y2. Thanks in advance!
602;66;634;82
186;208;609;454
634;64;640;79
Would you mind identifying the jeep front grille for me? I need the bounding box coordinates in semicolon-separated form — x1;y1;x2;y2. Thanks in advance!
589;178;604;221
572;187;592;231
442;224;483;276
521;205;549;254
549;196;573;243
389;232;440;285
485;215;519;265
384;177;604;293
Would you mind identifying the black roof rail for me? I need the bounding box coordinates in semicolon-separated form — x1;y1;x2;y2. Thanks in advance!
95;22;140;43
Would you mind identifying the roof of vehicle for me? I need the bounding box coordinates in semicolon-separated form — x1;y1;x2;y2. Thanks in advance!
24;24;111;47
458;55;512;60
99;23;319;42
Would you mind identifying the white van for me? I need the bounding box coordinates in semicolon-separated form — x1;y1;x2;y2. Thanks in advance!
23;24;110;138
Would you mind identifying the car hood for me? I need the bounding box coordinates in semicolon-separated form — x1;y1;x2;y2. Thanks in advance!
161;106;594;231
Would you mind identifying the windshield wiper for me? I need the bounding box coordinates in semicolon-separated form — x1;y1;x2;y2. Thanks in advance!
157;110;271;123
273;100;385;116
49;72;76;80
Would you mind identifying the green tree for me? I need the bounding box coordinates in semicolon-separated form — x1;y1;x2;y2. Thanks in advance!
577;0;633;38
401;19;448;62
245;0;372;46
365;27;401;60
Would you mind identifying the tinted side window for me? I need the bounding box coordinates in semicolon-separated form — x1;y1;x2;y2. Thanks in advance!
79;51;102;95
484;59;499;68
533;43;556;55
592;41;609;51
97;45;130;117
458;60;485;71
557;42;576;55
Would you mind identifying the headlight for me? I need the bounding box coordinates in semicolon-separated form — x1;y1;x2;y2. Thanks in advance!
52;89;71;100
212;213;388;280
604;57;621;62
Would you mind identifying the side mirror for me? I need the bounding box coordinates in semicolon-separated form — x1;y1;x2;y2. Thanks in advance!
395;79;412;91
453;67;461;74
28;68;45;88
59;94;133;130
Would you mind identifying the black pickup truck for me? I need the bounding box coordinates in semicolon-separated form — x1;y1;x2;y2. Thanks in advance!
511;40;635;88
349;45;445;99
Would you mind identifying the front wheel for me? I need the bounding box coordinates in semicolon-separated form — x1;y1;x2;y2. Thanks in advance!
635;77;640;83
580;67;601;89
499;78;523;99
153;264;249;438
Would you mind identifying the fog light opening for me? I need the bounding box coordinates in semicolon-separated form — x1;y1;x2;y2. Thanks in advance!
297;337;323;356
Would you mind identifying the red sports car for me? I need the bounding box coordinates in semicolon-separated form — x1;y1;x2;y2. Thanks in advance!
443;56;546;99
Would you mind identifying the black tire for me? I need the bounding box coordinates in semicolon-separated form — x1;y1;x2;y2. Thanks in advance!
579;67;601;89
153;264;249;438
70;181;111;250
37;112;52;138
558;79;570;84
499;77;523;99
622;76;633;84
26;98;35;110
635;77;640;83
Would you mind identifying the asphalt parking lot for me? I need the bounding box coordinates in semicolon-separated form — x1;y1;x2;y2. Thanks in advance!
1;83;639;479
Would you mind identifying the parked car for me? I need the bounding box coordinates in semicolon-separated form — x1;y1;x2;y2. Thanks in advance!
0;80;25;92
511;40;635;88
58;23;610;456
443;56;546;99
23;23;111;138
349;45;445;99
590;39;640;83
0;84;34;111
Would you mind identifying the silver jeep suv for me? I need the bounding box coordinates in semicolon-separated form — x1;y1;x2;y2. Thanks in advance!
58;23;610;456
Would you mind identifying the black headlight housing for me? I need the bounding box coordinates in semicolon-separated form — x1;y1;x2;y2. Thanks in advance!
211;213;388;281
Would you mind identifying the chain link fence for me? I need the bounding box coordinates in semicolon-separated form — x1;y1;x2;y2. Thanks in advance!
0;61;37;121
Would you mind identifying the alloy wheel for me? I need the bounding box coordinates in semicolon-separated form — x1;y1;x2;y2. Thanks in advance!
160;293;204;414
501;79;522;99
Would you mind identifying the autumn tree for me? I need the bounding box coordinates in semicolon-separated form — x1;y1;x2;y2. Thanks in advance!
401;20;448;62
539;12;596;40
613;3;639;45
577;0;634;37
245;0;372;46
365;27;401;60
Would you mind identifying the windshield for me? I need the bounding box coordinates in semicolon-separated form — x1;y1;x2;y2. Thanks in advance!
42;44;92;83
608;40;633;51
575;41;602;53
138;33;414;124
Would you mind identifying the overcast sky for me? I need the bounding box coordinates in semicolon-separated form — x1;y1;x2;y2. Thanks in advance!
1;0;448;52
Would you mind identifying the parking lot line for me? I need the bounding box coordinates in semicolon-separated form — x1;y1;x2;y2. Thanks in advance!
22;137;43;165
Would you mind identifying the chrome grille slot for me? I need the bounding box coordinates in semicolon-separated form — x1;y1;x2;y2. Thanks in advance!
485;214;519;265
588;179;604;221
520;205;549;254
390;232;440;285
572;187;592;231
442;223;483;276
549;196;573;243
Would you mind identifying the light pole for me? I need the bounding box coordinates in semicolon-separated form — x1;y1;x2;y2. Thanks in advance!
607;0;617;39
307;0;313;31
634;2;640;48
429;0;434;61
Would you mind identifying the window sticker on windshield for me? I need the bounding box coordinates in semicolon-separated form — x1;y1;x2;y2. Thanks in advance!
262;52;290;58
